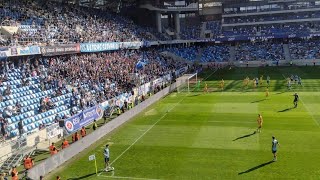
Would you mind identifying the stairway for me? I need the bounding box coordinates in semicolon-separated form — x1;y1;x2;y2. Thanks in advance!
0;138;36;173
283;44;291;62
195;47;204;62
0;153;24;172
200;22;207;39
229;45;236;62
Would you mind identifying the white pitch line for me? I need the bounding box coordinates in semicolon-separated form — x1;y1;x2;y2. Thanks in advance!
99;175;160;180
300;98;320;127
109;97;185;166
107;70;218;167
98;70;218;177
97;98;184;177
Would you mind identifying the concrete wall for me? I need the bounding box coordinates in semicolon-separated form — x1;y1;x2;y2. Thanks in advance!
27;82;182;179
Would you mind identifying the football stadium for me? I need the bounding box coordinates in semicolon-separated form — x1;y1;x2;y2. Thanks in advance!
0;0;320;179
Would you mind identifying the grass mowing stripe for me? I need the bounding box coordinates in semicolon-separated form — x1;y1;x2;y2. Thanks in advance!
98;70;219;176
109;69;218;165
97;97;185;176
300;98;320;127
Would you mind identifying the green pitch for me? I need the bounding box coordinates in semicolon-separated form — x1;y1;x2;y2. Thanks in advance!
47;66;320;180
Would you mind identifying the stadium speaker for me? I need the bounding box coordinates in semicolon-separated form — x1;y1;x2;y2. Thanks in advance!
58;120;65;127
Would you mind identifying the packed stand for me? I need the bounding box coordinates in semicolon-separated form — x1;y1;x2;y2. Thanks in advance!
200;45;230;62
0;50;185;139
289;39;320;59
235;42;285;61
222;22;320;37
206;21;222;36
1;0;160;46
223;11;320;24
223;3;320;14
180;24;201;40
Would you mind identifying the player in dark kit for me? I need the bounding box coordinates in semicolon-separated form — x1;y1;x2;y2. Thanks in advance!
293;93;299;108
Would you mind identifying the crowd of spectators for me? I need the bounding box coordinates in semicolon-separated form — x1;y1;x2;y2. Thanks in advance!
180;24;201;40
223;3;320;14
289;39;320;59
235;42;285;61
222;22;320;37
206;21;221;36
200;45;230;62
224;11;320;24
161;45;230;63
0;49;186;138
0;0;160;46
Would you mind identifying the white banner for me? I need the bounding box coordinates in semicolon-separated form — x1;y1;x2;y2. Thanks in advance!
46;123;63;139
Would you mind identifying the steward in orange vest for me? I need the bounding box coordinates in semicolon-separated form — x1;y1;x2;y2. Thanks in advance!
51;147;58;156
49;142;56;151
61;139;69;149
11;166;18;180
80;126;86;137
72;132;80;142
24;156;34;170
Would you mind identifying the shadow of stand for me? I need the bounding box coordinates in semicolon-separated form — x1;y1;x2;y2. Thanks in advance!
238;161;274;175
233;132;256;141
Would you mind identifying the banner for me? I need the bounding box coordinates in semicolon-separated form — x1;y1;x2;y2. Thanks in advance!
0;49;9;60
46;123;62;139
64;105;104;133
41;44;80;56
10;46;41;56
120;41;143;49
80;42;120;52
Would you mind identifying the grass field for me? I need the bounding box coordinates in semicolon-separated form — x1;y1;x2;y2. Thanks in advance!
47;66;320;180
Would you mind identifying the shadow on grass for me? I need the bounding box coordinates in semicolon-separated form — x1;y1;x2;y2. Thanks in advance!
188;93;201;97
251;99;267;103
66;172;97;180
233;132;256;141
278;107;294;112
275;92;286;95
238;161;274;175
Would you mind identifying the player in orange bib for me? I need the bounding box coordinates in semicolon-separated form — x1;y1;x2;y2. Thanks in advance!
203;83;208;93
265;88;269;98
220;79;225;90
256;114;263;133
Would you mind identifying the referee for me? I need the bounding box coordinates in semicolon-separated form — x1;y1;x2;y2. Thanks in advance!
293;93;299;108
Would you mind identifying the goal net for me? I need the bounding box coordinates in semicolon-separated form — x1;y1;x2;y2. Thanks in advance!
176;72;198;93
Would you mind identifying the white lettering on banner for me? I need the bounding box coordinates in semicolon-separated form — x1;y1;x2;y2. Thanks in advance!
81;42;120;52
56;47;64;52
72;117;80;125
83;109;96;119
65;47;76;51
46;123;62;139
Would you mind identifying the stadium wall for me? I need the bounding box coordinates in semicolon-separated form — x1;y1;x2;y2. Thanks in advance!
27;79;186;179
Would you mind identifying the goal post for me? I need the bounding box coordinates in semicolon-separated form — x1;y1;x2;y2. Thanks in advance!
176;72;198;93
187;72;198;93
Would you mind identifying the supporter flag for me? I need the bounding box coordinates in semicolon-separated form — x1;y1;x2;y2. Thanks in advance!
136;52;148;70
136;60;147;70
